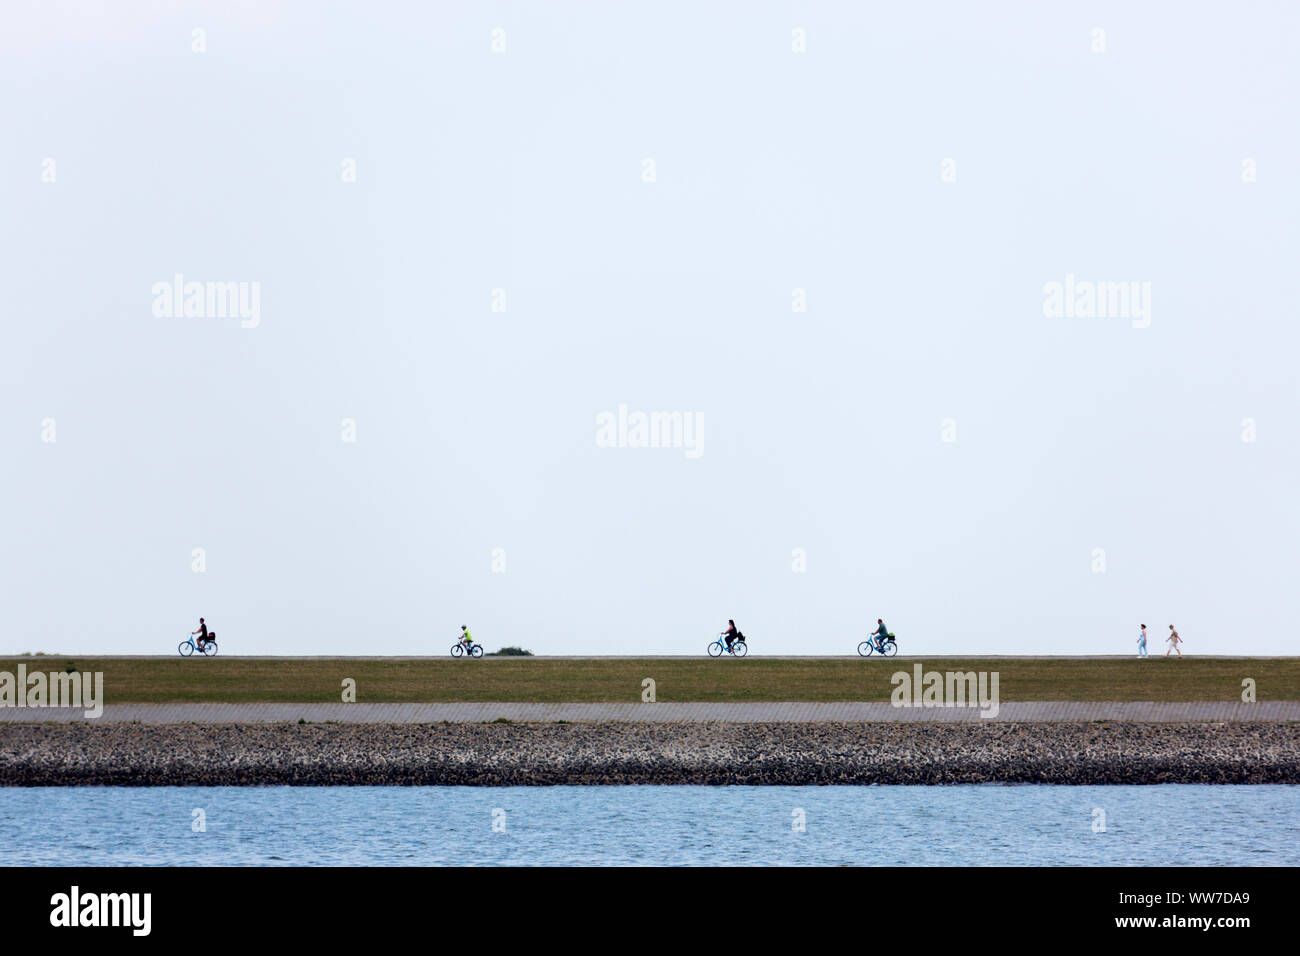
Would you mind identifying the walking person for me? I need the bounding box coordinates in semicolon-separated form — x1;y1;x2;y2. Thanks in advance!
1137;624;1148;658
1166;625;1182;658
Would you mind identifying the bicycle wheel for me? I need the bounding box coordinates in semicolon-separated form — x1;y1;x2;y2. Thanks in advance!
707;640;723;658
450;644;464;658
732;640;748;657
469;644;483;658
178;641;193;657
882;640;898;657
203;641;219;657
857;641;874;657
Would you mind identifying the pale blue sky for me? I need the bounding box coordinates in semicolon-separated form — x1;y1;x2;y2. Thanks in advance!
2;1;1297;655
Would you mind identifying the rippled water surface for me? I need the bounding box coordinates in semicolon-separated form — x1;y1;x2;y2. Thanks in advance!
1;785;1295;865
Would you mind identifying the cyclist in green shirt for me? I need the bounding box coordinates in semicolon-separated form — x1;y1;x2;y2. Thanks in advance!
872;619;890;653
459;626;475;653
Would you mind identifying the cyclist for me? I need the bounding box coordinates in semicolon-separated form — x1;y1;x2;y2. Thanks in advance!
459;625;475;653
722;620;739;652
872;618;890;653
192;617;211;652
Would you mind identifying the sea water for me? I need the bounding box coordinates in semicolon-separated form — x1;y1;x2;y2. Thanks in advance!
1;785;1294;866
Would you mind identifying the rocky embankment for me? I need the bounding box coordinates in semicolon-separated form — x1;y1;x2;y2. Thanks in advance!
1;721;1296;786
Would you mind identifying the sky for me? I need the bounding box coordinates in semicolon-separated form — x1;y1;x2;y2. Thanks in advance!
2;1;1297;656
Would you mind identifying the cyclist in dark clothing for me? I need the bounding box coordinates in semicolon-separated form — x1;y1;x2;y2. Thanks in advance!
723;620;739;650
193;617;210;652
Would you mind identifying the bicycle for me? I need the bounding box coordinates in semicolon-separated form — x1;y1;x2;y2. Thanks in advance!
708;632;748;657
857;634;897;657
179;634;219;657
451;640;483;659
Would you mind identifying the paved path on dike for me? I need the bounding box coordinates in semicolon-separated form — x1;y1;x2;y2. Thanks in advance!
2;701;1297;723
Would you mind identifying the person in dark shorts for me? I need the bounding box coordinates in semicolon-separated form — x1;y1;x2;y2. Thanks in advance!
192;617;211;652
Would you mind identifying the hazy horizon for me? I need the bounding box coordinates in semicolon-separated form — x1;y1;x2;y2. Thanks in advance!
3;2;1297;656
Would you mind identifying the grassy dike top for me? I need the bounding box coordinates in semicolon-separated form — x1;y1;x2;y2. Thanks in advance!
1;657;1296;704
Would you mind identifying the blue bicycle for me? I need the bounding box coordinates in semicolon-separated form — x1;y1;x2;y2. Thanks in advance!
708;632;748;657
178;633;218;657
857;634;897;657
